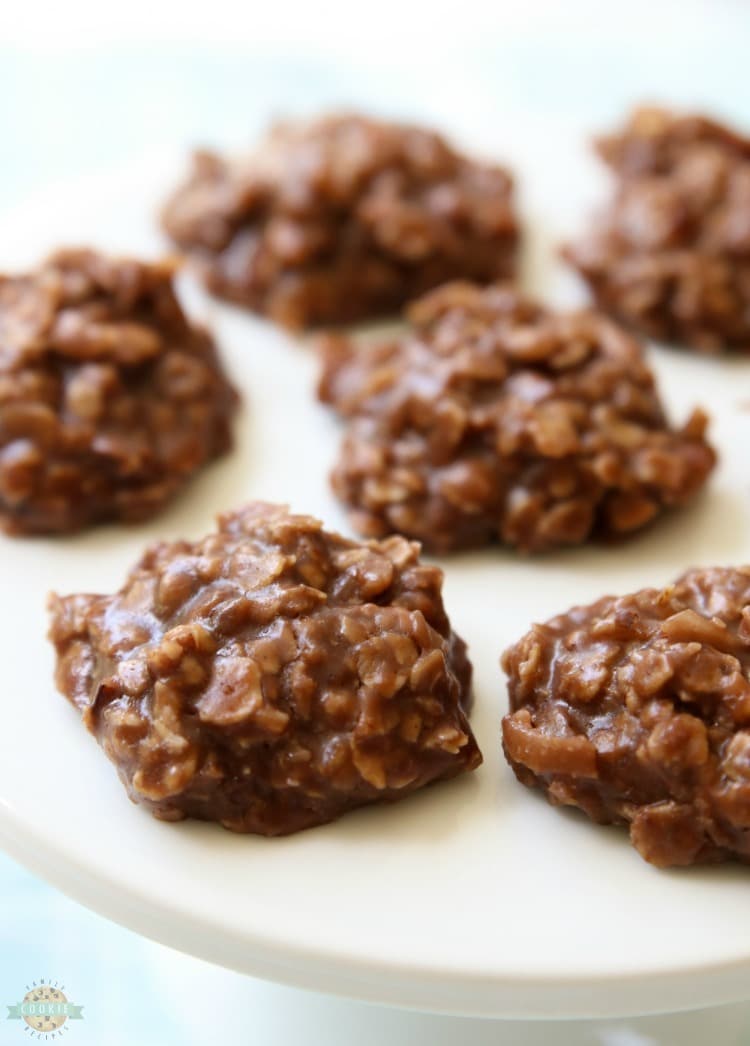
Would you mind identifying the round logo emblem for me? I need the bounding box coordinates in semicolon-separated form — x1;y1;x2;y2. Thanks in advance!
6;980;83;1037
21;986;69;1033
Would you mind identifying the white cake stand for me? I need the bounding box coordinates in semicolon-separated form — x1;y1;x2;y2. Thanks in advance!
1;133;750;1025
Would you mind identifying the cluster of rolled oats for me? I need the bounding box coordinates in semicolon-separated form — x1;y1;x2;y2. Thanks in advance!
161;113;518;328
566;107;750;352
503;567;750;866
0;248;237;534
49;503;480;834
319;281;715;553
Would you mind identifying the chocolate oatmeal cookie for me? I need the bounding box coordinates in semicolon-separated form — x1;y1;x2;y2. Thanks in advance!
161;113;518;328
49;502;481;835
565;106;750;352
0;248;237;535
318;282;716;554
502;567;750;867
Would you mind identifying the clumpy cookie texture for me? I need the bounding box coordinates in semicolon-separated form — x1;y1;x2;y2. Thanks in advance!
0;248;237;535
565;106;750;353
49;502;481;835
502;567;750;867
161;113;518;328
318;281;715;554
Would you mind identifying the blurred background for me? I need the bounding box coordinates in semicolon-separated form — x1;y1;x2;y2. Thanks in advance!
4;0;750;207
2;1;750;1042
